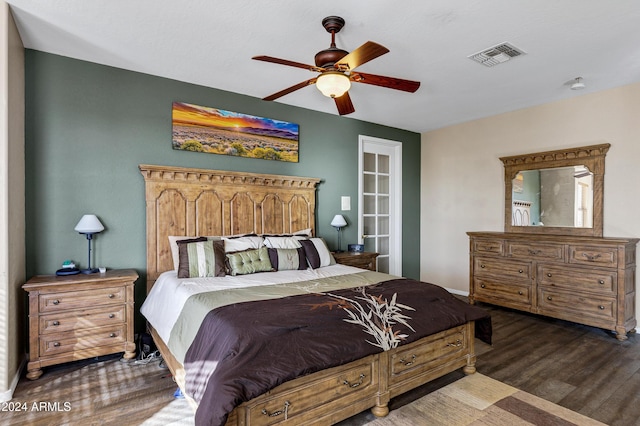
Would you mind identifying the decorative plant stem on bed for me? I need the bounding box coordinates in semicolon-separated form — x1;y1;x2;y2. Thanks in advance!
331;290;416;350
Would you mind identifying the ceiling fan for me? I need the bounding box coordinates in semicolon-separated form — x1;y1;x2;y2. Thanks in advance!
252;16;421;116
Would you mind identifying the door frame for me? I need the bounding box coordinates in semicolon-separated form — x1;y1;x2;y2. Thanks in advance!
358;135;403;275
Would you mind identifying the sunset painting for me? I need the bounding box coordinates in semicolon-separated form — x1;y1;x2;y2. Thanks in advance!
172;102;299;162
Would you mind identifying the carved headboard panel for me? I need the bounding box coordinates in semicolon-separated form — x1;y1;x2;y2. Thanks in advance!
139;164;321;291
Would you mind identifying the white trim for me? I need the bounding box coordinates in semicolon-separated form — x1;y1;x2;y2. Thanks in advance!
358;135;403;276
0;355;26;402
444;287;469;297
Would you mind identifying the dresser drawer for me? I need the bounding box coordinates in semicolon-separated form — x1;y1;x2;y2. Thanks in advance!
39;324;126;357
507;242;564;261
389;325;467;384
39;286;126;313
39;305;126;334
472;239;504;255
474;257;531;279
569;245;617;267
473;278;531;306
246;357;378;425
538;265;616;295
537;288;615;326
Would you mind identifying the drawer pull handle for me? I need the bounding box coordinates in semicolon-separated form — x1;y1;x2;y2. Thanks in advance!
582;253;602;262
480;264;485;268
109;333;116;338
599;305;605;310
547;296;553;301
343;373;366;388
598;279;605;285
108;294;115;299
480;284;486;288
399;355;416;366
447;339;463;348
52;321;60;326
53;342;60;347
109;314;115;319
261;400;290;420
52;300;60;305
528;249;541;255
518;291;523;295
547;273;552;277
518;269;524;273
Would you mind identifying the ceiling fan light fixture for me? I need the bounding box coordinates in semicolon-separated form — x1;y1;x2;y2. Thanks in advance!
316;71;351;98
571;77;585;90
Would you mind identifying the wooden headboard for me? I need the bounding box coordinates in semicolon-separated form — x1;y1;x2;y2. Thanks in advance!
139;164;321;291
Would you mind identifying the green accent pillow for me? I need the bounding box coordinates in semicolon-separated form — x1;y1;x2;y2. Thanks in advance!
226;247;274;276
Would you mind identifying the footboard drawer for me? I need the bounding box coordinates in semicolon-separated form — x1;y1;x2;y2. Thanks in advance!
389;325;468;387
242;356;379;425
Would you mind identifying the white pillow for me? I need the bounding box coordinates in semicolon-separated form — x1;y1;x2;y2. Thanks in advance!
222;236;265;253
264;236;302;249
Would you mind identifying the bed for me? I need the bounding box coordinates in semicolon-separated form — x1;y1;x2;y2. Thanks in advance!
139;164;491;426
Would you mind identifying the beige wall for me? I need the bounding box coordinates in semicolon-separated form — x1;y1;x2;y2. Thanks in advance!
0;1;26;400
421;82;640;321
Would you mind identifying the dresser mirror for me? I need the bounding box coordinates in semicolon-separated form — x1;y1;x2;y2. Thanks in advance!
500;143;610;237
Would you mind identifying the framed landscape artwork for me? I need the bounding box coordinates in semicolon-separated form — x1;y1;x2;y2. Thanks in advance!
172;102;299;162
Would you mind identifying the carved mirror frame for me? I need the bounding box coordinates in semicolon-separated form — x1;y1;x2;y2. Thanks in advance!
501;143;610;237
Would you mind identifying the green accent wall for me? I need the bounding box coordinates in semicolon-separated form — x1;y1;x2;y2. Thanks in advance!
24;50;420;324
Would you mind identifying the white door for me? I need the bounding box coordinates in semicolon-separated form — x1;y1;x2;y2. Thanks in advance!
358;136;402;275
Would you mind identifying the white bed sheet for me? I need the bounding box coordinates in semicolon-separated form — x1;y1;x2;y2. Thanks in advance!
141;264;364;344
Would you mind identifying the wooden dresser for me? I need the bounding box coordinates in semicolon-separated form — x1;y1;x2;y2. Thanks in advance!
23;269;138;379
468;232;638;340
333;251;379;271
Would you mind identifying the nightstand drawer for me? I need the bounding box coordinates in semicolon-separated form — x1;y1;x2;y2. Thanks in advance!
40;305;126;334
39;286;125;313
40;324;126;356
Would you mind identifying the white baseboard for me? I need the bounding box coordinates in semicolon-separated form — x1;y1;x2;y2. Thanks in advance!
0;355;26;402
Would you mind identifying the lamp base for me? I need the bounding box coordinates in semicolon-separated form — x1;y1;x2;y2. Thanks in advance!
81;268;99;274
334;250;344;253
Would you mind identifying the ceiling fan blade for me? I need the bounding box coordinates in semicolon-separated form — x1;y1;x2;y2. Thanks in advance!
334;41;389;71
263;78;317;101
334;92;355;116
351;71;420;93
252;55;324;73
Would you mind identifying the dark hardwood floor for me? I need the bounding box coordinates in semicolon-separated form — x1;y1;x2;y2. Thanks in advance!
5;302;639;425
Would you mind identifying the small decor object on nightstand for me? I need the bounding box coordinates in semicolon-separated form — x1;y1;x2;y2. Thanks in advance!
56;259;80;276
331;214;348;252
74;214;105;274
348;243;364;253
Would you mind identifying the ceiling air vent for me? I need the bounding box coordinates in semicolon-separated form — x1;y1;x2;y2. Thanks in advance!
468;42;526;67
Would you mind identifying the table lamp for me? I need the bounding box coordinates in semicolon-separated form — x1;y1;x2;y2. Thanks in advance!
330;214;348;252
75;214;104;274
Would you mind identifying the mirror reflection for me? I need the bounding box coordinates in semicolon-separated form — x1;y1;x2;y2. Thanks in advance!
511;166;593;228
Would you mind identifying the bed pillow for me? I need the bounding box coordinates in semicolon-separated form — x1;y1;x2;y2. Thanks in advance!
222;235;265;253
169;236;208;270
263;236;302;249
177;239;226;278
226;247;274;276
267;247;307;271
299;238;335;269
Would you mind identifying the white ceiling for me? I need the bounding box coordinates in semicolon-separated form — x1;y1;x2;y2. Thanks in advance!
7;0;640;133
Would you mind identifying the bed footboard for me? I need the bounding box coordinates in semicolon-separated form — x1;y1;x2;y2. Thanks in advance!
151;321;476;425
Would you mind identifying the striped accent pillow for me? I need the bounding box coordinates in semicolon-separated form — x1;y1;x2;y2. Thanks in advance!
267;247;307;271
299;238;335;269
177;239;226;278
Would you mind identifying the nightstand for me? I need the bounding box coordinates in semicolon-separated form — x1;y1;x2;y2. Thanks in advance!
22;269;138;380
333;251;379;271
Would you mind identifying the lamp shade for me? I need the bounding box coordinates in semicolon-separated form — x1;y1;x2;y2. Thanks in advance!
316;72;351;98
330;214;347;228
74;214;104;234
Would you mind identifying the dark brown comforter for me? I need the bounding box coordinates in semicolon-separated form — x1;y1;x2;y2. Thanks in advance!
184;278;491;426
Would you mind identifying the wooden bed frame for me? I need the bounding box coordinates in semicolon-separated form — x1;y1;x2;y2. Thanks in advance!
140;164;478;425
